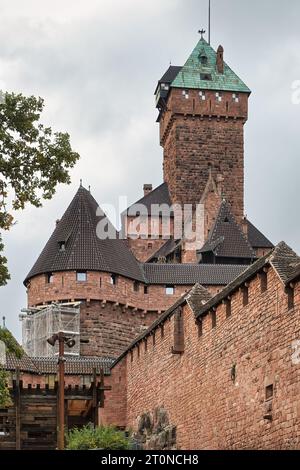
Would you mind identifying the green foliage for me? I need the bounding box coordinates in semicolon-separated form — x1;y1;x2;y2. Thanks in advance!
65;424;132;450
0;327;23;407
0;327;23;358
0;90;80;285
0;369;12;408
0;235;10;286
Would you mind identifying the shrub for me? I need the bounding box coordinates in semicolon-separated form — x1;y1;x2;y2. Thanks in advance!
65;424;132;450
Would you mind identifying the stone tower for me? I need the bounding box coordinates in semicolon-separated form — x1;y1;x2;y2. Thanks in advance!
155;37;251;224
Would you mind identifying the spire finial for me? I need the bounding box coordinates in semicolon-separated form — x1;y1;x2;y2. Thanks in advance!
80;179;82;187
2;316;6;328
88;185;91;193
198;28;206;40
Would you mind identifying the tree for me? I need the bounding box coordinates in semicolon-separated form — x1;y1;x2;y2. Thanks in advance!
0;327;23;407
0;91;80;285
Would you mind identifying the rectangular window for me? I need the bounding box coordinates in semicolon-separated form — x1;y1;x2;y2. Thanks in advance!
286;285;294;311
148;242;153;249
197;320;203;338
200;73;212;81
224;298;231;318
46;273;54;284
260;271;268;293
133;281;139;292
144;285;148;295
58;241;66;251
242;285;249;306
232;93;239;103
199;91;206;101
182;90;189;99
166;285;175;295
215;92;222;102
172;308;184;354
211;311;217;329
110;274;117;285
76;271;87;282
265;384;273;400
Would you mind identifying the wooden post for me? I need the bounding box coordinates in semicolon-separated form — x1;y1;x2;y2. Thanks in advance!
15;368;21;450
92;368;98;427
58;332;65;450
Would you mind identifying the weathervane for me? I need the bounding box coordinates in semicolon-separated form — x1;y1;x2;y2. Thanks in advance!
198;29;206;39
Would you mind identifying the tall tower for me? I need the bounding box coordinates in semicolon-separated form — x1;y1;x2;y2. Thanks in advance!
155;36;251;223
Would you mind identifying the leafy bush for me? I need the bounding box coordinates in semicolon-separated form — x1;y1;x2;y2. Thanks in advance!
0;369;12;407
0;327;23;358
65;424;132;450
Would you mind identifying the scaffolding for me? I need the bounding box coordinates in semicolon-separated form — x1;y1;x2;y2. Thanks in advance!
19;303;81;357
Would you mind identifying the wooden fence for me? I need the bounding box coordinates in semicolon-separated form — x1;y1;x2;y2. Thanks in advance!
0;369;109;450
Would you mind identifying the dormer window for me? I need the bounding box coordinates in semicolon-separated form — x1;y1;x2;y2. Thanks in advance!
199;91;206;101
161;83;169;91
200;54;208;65
232;93;239;103
58;241;66;252
215;92;222;102
200;73;212;81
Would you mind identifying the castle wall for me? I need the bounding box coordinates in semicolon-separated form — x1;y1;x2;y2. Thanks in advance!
107;268;300;449
27;271;224;358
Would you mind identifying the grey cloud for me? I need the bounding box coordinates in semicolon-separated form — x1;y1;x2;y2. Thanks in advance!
0;0;300;339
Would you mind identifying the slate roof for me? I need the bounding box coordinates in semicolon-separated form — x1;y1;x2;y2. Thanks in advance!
25;186;145;284
199;201;256;260
147;238;181;262
172;38;251;93
143;263;246;286
247;220;274;249
32;356;114;375
157;66;182;87
113;283;212;367
5;352;40;374
3;335;114;375
195;242;300;319
125;182;172;216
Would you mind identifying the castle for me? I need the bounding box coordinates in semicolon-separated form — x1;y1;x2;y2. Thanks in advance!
22;35;273;359
2;34;300;450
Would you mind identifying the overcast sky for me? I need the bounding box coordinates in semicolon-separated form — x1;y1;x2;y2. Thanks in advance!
1;0;300;340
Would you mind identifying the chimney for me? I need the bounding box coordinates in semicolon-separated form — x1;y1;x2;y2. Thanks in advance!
143;184;153;196
217;45;224;74
242;216;248;238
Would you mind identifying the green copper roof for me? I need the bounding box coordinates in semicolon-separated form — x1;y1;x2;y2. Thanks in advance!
171;38;251;94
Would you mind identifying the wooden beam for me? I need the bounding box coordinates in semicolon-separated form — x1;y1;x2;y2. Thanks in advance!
15;368;21;450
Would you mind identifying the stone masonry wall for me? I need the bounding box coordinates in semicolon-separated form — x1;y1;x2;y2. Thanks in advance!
27;271;222;358
161;89;248;224
108;268;300;449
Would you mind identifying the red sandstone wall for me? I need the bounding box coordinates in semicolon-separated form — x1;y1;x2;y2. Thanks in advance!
28;271;217;357
161;89;248;223
100;362;127;428
27;271;192;312
110;269;300;449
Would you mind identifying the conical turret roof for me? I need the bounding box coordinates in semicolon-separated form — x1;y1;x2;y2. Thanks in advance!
24;186;145;284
